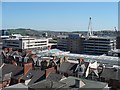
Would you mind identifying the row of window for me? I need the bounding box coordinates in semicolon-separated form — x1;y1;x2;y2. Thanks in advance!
5;41;19;44
27;44;47;47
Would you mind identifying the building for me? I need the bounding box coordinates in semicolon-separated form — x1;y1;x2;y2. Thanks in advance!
57;36;68;51
68;34;84;53
83;36;116;55
29;76;109;89
116;36;120;49
57;34;116;55
2;34;49;51
1;30;9;36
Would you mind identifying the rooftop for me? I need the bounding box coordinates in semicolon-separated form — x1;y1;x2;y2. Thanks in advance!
60;76;108;89
3;83;28;90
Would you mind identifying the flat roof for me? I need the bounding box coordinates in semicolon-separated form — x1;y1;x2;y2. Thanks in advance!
36;49;119;65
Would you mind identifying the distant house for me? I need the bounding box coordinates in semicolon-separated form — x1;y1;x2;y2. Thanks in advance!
0;63;23;88
58;60;99;80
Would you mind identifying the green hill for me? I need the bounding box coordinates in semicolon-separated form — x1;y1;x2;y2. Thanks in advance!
7;28;42;36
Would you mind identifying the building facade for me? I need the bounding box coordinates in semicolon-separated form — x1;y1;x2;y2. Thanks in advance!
83;36;116;55
2;34;49;51
116;36;120;49
57;36;68;51
57;34;116;55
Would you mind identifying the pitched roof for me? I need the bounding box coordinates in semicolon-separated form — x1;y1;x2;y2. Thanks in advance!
29;80;66;89
101;67;120;80
22;69;45;85
3;83;28;90
59;62;89;76
1;64;23;81
59;62;77;74
60;76;108;89
46;73;65;82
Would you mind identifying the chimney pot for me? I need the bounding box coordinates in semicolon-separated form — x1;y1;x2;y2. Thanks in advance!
24;63;32;75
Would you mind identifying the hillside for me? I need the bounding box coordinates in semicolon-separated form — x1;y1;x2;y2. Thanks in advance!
7;28;42;36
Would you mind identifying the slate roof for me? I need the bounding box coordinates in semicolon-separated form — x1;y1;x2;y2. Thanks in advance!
60;76;108;89
59;62;77;74
29;80;66;89
100;67;120;80
2;83;28;90
46;73;65;82
0;64;23;81
22;69;45;85
29;76;108;90
59;62;89;76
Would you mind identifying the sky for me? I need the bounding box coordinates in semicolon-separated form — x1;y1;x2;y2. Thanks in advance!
2;2;118;31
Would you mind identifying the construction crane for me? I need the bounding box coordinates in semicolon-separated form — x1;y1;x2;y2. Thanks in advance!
87;17;93;37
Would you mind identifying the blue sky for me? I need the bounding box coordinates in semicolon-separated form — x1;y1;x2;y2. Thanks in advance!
2;2;118;31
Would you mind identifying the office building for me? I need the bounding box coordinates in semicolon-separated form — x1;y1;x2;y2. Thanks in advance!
57;36;68;51
116;36;120;49
57;34;116;55
83;36;116;55
2;34;49;51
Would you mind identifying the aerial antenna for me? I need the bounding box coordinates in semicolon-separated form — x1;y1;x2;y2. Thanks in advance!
87;17;93;37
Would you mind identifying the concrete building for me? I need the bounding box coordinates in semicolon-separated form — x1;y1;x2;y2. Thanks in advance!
2;34;49;51
116;36;120;49
57;36;68;51
68;34;84;53
83;36;116;55
57;34;116;55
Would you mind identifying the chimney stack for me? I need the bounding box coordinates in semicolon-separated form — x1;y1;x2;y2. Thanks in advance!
78;58;84;65
8;48;12;53
24;63;32;75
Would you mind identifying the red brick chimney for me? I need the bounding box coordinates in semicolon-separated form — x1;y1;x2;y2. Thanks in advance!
79;58;84;64
24;63;32;75
26;50;32;56
8;48;12;53
45;67;55;78
11;60;17;66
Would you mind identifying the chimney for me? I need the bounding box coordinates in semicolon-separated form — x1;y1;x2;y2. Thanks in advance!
24;63;32;75
75;79;85;88
4;48;8;53
31;54;36;59
11;60;17;66
25;50;29;56
8;48;12;53
45;67;55;78
78;58;84;65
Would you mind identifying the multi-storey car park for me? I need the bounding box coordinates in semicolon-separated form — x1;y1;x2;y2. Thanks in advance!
2;34;49;51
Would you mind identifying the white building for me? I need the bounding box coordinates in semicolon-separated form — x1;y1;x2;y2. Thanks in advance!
2;34;49;51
